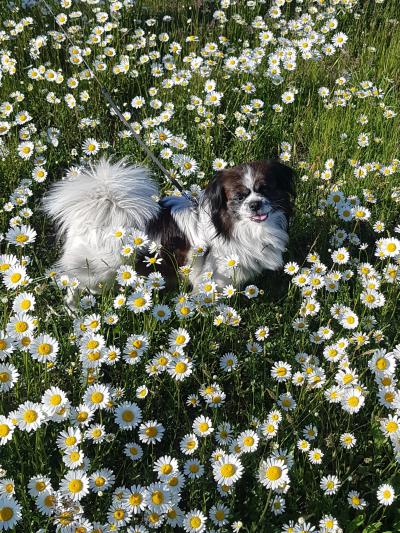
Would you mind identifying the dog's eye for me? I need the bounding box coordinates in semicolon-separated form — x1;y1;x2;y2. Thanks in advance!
257;183;272;194
235;190;249;201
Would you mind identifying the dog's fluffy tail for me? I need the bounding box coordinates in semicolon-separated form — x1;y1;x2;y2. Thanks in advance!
43;157;160;238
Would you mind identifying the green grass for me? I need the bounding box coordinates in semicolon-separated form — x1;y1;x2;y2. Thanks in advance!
1;0;400;531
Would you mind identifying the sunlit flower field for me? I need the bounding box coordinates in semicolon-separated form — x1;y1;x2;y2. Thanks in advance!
1;0;400;531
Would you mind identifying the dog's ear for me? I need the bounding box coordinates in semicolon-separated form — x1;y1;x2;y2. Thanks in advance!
262;160;295;197
203;172;231;238
275;161;295;199
262;160;296;218
277;162;295;218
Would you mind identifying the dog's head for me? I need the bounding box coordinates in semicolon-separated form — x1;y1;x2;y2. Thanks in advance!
203;160;295;237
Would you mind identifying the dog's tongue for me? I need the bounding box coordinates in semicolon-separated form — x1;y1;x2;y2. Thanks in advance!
251;213;268;222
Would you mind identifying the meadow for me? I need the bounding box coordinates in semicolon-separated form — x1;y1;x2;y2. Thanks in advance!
0;0;400;531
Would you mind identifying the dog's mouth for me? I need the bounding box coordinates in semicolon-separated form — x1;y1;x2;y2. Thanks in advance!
250;213;268;222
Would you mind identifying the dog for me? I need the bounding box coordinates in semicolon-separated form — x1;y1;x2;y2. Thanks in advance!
43;158;294;301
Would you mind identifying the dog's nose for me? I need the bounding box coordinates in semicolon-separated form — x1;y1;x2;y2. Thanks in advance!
248;200;262;212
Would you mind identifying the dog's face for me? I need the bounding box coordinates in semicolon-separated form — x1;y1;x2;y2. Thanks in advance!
204;160;295;237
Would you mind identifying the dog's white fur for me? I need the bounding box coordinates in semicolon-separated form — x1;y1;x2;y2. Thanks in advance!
43;158;160;290
44;158;289;294
163;195;288;288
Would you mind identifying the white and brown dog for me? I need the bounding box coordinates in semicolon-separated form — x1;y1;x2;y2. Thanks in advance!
44;158;294;295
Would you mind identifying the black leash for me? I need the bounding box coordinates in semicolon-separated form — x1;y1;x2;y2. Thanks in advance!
40;0;199;207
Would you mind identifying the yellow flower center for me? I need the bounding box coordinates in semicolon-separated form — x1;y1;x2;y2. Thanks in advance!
76;411;88;423
376;358;387;370
86;340;99;350
133;297;145;307
15;321;28;333
243;436;254;447
0;424;10;437
148;513;160;524
343;373;353;385
220;463;236;477
266;466;281;480
23;409;38;423
35;481;46;491
175;362;187;373
190;517;201;528
151;491;164;505
129;493;142;505
44;494;55;507
122;410;134;422
347;396;359;407
386;421;398;433
145;426;157;437
0;507;14;521
50;394;62;406
38;343;52;355
91;392;104;403
160;464;172;475
22;337;31;349
68;479;83;493
20;300;31;310
70;451;80;462
198;422;209;433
